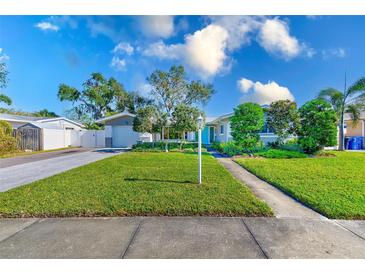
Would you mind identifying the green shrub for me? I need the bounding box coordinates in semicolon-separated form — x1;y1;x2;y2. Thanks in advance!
132;141;201;152
183;148;194;153
220;141;243;157
193;147;207;153
0;121;17;155
298;99;337;154
230;103;264;150
254;149;307;159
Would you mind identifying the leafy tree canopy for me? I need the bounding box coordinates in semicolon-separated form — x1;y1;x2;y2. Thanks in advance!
298;99;338;154
134;65;214;137
230;102;264;150
58;72;149;122
0;63;11;106
266;100;300;143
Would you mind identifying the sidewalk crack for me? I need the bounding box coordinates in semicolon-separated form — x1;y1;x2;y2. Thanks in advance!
240;218;269;259
120;219;142;259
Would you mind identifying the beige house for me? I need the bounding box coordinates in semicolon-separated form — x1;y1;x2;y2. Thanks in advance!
344;112;365;137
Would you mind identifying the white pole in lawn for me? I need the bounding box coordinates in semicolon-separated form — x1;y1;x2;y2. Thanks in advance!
197;115;203;185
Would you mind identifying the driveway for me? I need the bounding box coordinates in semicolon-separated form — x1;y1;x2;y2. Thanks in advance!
0;149;126;192
0;217;364;258
0;147;91;168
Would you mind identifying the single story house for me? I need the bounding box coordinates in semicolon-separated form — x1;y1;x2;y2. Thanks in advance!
96;111;153;148
1;113;88;150
200;112;278;145
94;109;278;147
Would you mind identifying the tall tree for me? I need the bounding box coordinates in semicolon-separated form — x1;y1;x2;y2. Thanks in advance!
318;76;365;150
230;103;264;150
0;63;11;106
266;100;300;144
134;65;214;144
58;73;126;120
147;65;214;118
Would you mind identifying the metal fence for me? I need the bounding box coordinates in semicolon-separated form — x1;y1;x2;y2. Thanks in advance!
12;128;42;151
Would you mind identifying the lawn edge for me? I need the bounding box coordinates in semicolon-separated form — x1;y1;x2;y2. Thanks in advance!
233;158;365;220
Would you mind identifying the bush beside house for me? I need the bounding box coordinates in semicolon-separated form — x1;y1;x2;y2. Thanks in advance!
0;120;17;155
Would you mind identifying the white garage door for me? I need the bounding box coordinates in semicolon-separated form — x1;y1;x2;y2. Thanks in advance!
112;126;140;148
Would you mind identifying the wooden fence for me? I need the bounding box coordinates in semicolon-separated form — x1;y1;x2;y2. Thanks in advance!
12;128;43;151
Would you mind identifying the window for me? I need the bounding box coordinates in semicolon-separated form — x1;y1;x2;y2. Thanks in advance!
220;125;224;134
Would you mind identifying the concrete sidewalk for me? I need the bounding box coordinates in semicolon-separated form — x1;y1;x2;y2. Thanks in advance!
0;149;125;192
0;217;364;259
216;156;325;219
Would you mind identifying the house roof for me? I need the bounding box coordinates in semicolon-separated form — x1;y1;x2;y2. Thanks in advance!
19;122;64;130
0;113;84;128
95;111;135;123
207;112;234;125
0;113;45;123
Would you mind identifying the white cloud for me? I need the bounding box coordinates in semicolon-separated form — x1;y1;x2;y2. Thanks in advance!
257;18;302;60
143;41;181;59
110;56;126;71
113;42;134;55
210;16;261;51
321;48;346;59
238;77;295;105
143;24;229;78
139;16;174;38
35;21;60;32
0;48;9;62
237;78;254;93
142;16;313;78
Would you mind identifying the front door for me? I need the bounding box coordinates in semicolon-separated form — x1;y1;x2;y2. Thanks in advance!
209;127;215;143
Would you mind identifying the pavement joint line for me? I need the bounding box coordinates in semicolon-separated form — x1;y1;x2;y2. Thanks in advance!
333;220;365;242
120;218;143;259
240;218;269;259
0;218;42;245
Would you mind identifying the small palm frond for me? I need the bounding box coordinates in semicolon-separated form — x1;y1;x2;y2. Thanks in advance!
346;103;364;126
318;88;344;113
0;93;12;105
346;77;365;97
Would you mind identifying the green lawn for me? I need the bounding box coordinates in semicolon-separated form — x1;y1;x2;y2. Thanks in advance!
235;151;365;219
0;152;272;217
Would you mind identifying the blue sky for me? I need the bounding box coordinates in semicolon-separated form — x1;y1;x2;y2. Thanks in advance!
0;15;364;117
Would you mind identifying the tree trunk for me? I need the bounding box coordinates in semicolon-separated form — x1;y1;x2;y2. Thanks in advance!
339;116;345;150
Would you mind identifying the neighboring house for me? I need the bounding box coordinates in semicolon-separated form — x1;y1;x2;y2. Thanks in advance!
0;113;84;130
0;113;89;150
344;112;365;149
344;112;365;137
199;112;278;145
96;111;152;148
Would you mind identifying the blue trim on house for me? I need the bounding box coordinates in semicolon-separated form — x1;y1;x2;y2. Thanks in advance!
202;126;210;145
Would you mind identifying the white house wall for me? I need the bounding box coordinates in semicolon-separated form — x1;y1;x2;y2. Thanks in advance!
80;130;105;148
42;128;66;150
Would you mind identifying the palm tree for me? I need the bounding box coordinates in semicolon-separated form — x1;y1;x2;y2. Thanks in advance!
318;77;365;150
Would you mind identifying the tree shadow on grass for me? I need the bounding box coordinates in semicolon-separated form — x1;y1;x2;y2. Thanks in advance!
125;177;196;185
